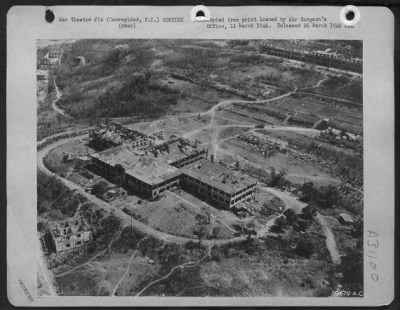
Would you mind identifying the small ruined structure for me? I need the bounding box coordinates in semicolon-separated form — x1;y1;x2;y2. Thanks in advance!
239;132;288;154
73;56;86;66
37;69;49;95
317;126;362;149
36;69;48;81
48;216;92;252
337;213;354;225
40;49;64;69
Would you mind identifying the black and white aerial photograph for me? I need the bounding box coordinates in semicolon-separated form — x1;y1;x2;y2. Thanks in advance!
36;39;363;297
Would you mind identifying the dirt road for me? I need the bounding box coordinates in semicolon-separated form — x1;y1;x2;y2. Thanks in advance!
52;80;69;117
111;238;146;296
135;252;210;297
314;212;341;264
258;186;307;214
182;87;315;158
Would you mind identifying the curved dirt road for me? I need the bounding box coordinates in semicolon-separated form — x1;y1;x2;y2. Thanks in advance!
52;80;70;117
37;133;249;247
259;186;307;214
315;212;341;264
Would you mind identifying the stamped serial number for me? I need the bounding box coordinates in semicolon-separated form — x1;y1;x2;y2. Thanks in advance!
331;289;363;297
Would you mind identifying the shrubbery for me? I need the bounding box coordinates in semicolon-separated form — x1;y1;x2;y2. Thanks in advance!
300;182;341;209
37;170;80;218
294;238;314;258
340;245;363;291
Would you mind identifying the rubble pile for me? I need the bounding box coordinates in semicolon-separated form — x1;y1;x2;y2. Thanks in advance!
238;132;287;158
339;183;363;201
317;127;362;150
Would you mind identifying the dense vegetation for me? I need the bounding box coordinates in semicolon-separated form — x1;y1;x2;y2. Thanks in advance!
94;73;179;117
37;170;80;220
314;76;363;103
53;40;180;119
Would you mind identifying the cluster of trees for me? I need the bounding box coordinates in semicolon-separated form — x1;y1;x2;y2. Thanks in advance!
315;75;362;103
193;206;213;246
165;47;218;72
53;40;169;120
110;227;143;254
254;69;298;91
270;205;315;234
230;54;266;66
37;170;80;218
93;73;179;118
268;167;289;187
294;237;315;258
300;182;342;209
80;206;121;255
340;242;363;292
91;181;108;198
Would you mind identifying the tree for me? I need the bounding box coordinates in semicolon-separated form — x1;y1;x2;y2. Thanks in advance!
352;218;363;238
201;205;211;224
300;182;315;202
295;238;314;258
268;167;287;187
340;247;363;291
91;182;108;197
315;185;341;209
211;226;222;239
300;204;316;219
184;240;197;253
210;247;223;262
235;159;240;170
193;224;209;248
270;215;286;233
283;208;297;225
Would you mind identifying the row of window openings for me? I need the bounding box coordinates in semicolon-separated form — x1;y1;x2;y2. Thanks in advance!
173;153;204;164
152;181;179;196
63;232;82;238
185;177;228;195
65;240;82;248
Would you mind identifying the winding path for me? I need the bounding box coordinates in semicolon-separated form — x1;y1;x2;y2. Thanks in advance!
52;80;70;117
314;212;341;264
258;186;306;214
111;238;146;296
135;251;211;297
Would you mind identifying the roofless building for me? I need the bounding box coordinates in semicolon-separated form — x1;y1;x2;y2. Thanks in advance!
89;122;256;209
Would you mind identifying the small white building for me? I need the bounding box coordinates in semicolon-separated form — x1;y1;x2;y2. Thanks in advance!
337;213;354;225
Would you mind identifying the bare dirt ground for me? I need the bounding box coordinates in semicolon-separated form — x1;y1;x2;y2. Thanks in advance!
218;138;338;187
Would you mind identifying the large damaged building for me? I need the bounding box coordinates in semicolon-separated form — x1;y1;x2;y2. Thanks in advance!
181;159;256;209
89;121;152;150
89;122;256;209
